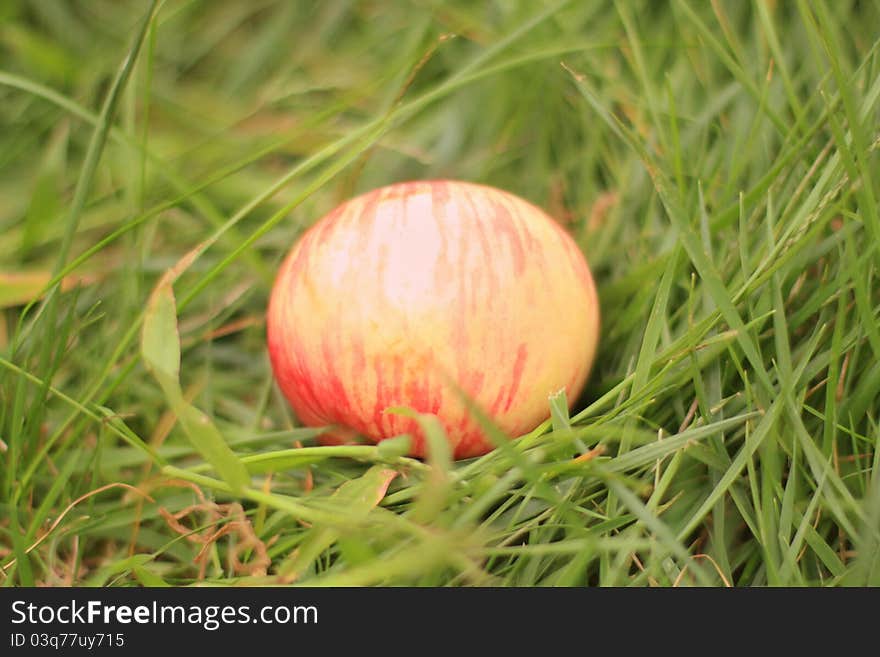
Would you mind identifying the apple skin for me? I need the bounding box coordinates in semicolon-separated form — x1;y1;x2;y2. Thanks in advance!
267;180;600;459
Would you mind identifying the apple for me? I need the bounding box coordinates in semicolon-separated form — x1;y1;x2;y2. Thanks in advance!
267;180;600;459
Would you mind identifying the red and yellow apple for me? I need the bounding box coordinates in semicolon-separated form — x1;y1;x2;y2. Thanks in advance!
267;180;600;459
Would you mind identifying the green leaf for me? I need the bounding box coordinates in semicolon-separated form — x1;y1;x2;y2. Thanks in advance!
548;389;570;433
386;406;453;523
277;466;398;582
133;565;170;587
607;413;757;474
177;404;249;492
141;283;180;382
377;434;413;460
141;278;248;493
385;406;452;468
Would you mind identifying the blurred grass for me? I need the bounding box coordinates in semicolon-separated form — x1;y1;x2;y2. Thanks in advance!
1;0;879;586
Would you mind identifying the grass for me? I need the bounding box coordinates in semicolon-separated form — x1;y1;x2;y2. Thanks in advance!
1;0;878;587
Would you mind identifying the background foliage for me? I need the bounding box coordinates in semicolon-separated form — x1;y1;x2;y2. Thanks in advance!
1;0;878;586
